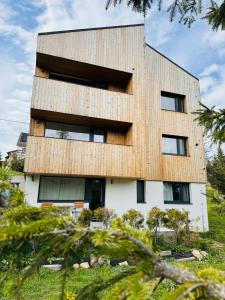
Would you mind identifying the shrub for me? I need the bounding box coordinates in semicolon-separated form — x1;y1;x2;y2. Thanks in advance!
93;207;116;229
122;209;144;229
163;209;190;244
77;208;92;227
146;207;166;246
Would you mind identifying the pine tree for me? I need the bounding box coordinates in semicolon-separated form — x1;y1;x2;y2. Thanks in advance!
106;0;225;30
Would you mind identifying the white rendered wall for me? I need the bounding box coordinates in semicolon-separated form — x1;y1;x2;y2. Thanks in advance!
105;179;208;232
25;176;208;231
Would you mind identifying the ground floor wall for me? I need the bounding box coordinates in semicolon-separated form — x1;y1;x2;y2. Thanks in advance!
25;176;208;232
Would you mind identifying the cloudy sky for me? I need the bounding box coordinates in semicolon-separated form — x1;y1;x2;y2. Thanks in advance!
0;0;225;156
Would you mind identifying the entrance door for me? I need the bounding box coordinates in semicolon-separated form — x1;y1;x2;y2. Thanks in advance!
85;179;105;211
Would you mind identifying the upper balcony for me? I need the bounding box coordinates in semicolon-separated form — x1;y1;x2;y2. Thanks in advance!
31;76;134;124
24;136;139;178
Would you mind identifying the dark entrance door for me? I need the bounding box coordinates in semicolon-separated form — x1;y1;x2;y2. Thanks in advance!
85;179;105;211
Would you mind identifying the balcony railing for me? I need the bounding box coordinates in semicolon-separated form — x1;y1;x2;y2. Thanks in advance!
25;136;139;178
31;76;134;123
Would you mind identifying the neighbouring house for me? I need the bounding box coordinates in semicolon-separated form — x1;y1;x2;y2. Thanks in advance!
5;132;28;167
24;24;208;231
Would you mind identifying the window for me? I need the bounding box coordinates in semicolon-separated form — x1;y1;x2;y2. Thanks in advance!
163;182;190;204
161;91;184;112
162;135;187;156
45;121;106;143
38;176;85;202
49;72;108;90
137;180;145;203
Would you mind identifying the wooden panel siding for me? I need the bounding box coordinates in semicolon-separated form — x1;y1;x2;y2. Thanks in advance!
31;76;134;123
144;46;206;183
24;136;139;178
25;25;206;183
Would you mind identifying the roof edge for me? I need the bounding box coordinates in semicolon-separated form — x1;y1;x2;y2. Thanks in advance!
145;43;199;81
38;23;144;36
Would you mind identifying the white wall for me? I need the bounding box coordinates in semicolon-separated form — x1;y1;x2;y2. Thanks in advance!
25;175;40;206
25;176;208;231
105;179;208;232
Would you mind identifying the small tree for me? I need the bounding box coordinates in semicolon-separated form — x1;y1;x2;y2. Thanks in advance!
146;207;166;246
77;208;92;227
94;207;116;229
163;209;190;244
122;209;144;228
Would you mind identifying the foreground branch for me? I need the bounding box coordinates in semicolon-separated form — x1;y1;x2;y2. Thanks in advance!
123;234;225;299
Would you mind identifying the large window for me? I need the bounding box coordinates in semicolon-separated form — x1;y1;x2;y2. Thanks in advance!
38;176;85;202
137;180;145;203
45;121;106;143
162;135;187;156
163;182;190;204
161;91;184;112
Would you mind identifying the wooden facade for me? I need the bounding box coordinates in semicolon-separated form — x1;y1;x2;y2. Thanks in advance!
25;24;206;183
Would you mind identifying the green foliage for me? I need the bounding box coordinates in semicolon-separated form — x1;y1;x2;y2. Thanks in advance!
146;207;166;246
204;0;225;30
106;0;225;30
93;207;116;229
163;209;190;244
10;154;24;172
77;208;92;227
122;209;144;228
195;103;225;145
0;167;25;207
207;149;225;195
203;188;225;243
0;166;11;181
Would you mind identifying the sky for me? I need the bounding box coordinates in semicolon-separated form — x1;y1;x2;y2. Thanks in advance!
0;0;225;156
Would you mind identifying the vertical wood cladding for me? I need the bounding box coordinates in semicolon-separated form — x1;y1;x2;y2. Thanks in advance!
25;25;206;183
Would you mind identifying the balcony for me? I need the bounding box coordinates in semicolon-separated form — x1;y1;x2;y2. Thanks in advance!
31;76;134;124
25;136;139;178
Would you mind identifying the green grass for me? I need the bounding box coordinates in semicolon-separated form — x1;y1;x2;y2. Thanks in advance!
203;188;225;243
1;266;121;300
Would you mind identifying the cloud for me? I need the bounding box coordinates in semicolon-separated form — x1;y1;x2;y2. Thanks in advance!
200;64;225;108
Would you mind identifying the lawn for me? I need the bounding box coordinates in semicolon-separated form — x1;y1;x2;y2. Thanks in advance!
204;189;225;243
1;252;224;300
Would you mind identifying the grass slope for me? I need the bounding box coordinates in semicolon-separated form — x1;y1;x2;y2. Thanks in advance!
204;188;225;243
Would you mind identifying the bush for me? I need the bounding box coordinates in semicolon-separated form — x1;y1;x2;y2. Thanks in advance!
94;207;116;229
122;209;144;229
146;207;166;246
77;208;92;227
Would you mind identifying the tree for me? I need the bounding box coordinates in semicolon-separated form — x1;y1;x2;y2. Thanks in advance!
106;0;225;30
195;103;225;146
146;207;165;246
207;148;225;195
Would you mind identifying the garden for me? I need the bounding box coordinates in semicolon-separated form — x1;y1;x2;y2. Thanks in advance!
0;166;225;300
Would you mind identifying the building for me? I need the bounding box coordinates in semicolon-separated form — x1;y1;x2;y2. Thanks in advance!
24;24;208;231
5;132;28;167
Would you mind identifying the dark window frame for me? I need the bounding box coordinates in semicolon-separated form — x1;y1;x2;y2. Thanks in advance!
163;182;191;204
161;91;185;113
162;134;187;156
137;180;146;203
38;175;106;204
44;120;107;144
